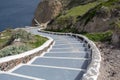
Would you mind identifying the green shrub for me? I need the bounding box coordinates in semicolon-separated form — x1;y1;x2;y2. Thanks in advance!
60;2;97;18
0;44;32;58
29;35;48;48
0;29;13;48
11;29;33;42
84;31;113;42
0;29;48;58
4;29;34;46
116;20;120;28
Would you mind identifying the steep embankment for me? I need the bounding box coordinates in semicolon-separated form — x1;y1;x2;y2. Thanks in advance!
46;0;120;47
76;0;120;32
75;0;120;46
33;0;120;46
97;42;120;80
32;0;97;28
33;0;120;80
47;1;97;32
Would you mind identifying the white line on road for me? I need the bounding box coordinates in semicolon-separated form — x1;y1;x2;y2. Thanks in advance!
41;56;89;60
0;72;44;80
26;64;86;72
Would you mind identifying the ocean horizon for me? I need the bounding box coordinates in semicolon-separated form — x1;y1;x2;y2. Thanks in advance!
0;0;40;31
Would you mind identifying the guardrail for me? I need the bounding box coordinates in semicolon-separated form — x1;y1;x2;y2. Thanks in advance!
0;33;54;71
38;30;101;80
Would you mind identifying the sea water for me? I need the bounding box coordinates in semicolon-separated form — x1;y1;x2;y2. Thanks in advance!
0;0;40;31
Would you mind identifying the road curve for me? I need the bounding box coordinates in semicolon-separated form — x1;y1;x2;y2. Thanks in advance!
0;28;91;80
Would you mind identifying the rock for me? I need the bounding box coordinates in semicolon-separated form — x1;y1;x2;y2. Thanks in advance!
112;24;120;47
76;5;112;33
112;30;120;47
32;0;62;29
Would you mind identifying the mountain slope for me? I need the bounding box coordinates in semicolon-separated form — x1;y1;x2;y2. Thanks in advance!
46;0;120;46
33;0;120;46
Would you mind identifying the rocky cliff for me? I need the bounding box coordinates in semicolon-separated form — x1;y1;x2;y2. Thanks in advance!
33;0;120;47
112;20;120;47
32;0;62;28
48;0;120;47
76;0;120;46
32;0;96;27
76;0;120;32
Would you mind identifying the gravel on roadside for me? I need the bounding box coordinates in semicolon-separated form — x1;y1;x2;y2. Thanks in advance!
96;42;120;80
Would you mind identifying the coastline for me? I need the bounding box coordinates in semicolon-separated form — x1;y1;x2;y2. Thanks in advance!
0;0;40;31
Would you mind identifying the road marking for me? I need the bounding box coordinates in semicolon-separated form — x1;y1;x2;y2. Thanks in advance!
41;56;89;60
54;43;84;46
51;47;85;50
0;72;44;80
46;51;87;54
26;64;86;72
49;50;85;53
51;47;85;51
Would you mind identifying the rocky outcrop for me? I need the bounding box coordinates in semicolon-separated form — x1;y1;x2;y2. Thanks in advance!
76;1;120;46
58;0;96;9
32;0;62;28
33;0;120;46
112;23;120;47
33;0;97;28
76;0;120;32
76;6;113;33
79;4;120;47
66;0;96;9
112;31;120;47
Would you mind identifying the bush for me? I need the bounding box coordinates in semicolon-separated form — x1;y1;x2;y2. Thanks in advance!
29;35;48;48
4;29;34;46
0;29;48;58
11;29;33;42
0;44;32;58
84;31;113;42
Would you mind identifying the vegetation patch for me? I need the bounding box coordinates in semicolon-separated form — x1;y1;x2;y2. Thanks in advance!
116;20;120;28
0;44;31;58
0;29;48;58
60;2;97;18
28;35;48;48
83;31;113;42
0;29;13;49
49;2;97;32
79;0;120;26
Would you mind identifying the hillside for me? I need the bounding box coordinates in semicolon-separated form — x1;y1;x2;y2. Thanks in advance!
32;0;120;80
45;0;120;47
33;0;120;46
32;0;98;28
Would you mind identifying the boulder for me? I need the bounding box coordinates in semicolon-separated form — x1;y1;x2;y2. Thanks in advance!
32;0;62;28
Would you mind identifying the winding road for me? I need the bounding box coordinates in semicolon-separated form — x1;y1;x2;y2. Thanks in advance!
0;28;91;80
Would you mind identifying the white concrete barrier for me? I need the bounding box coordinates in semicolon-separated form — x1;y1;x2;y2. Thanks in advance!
0;29;54;71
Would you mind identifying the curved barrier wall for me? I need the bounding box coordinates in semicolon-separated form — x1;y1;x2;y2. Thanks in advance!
0;28;101;80
38;30;101;80
0;32;54;71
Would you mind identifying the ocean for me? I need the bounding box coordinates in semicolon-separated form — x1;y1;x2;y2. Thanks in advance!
0;0;40;31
